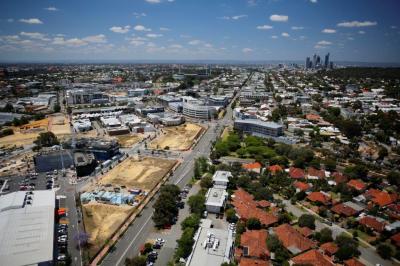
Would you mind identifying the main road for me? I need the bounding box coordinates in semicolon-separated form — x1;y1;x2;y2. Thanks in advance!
100;80;241;266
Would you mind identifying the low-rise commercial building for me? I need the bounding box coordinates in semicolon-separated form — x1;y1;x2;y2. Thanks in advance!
0;190;55;266
205;187;228;214
234;119;283;137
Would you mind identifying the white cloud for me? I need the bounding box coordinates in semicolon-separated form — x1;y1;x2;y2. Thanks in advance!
310;0;317;3
128;37;147;46
358;30;365;34
133;12;147;18
322;28;336;33
52;37;87;47
220;15;247;20
20;32;50;41
169;44;182;49
204;43;213;48
256;25;273;30
45;7;58;11
347;37;354;41
281;32;290;37
242;48;253;53
337;20;377;27
134;25;151;31
82;34;107;43
270;14;288;22
271;35;278;39
291;26;304;30
232;15;247;20
146;33;163;38
19;18;43;24
188;39;201;45
317;40;332;45
110;26;130;34
390;25;397;29
7;18;14;23
145;0;161;3
160;27;170;31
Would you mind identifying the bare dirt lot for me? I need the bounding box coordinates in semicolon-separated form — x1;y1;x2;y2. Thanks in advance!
48;114;71;138
149;123;203;151
82;202;133;257
98;157;176;191
115;134;143;148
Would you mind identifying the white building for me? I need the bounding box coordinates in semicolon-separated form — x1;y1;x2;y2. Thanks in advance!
0;190;55;266
185;219;234;266
205;187;228;214
212;171;231;189
183;103;216;120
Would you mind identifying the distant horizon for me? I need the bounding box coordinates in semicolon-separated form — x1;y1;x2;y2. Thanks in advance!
1;59;400;68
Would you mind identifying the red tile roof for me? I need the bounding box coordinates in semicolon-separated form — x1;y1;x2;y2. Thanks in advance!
391;232;400;247
257;200;271;208
297;226;314;238
331;203;359;217
359;216;387;232
320;242;338;256
306;113;322;121
344;258;366;266
268;165;283;173
348;179;367;191
274;224;316;254
294;181;311;191
307;167;326;179
291;249;334;266
239;230;270;259
232;189;279;226
365;189;397;207
239;258;270;266
242;162;262;170
307;192;331;205
289;167;305;179
332;172;348;183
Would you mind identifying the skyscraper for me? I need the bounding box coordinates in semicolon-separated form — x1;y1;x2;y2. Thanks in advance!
312;54;317;68
324;53;330;68
305;57;311;69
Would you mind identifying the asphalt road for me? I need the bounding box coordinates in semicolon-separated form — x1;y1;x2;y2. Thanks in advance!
100;88;237;266
280;198;394;266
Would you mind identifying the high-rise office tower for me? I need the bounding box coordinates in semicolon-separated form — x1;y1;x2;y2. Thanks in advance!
324;53;330;68
305;57;311;69
312;54;317;68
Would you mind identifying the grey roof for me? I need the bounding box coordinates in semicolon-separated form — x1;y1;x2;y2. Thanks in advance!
235;119;283;129
205;187;227;208
0;190;55;266
212;171;231;183
186;224;233;266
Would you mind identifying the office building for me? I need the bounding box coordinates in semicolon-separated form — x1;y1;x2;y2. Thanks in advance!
324;53;330;69
182;103;216;120
234;119;284;138
212;171;232;189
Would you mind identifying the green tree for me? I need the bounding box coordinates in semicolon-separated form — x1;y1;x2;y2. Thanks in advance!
181;214;200;231
188;194;206;215
34;131;59;148
377;243;394;260
125;255;147;266
246;218;261;230
387;171;400;186
335;233;360;261
54;103;61;113
226;208;238;223
298;214;316;229
319;228;333;244
200;175;213;189
176;227;195;259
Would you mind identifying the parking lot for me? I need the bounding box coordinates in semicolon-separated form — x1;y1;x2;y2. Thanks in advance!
0;171;60;194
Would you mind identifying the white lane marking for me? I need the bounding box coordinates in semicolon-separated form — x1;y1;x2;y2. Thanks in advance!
115;214;153;266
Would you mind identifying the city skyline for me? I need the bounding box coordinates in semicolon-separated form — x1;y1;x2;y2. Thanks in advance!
1;0;400;63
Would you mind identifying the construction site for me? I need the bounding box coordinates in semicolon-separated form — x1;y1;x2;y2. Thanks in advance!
81;156;177;257
149;123;204;151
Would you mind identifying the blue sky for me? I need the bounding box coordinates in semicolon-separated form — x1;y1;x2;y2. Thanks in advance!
0;0;399;62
